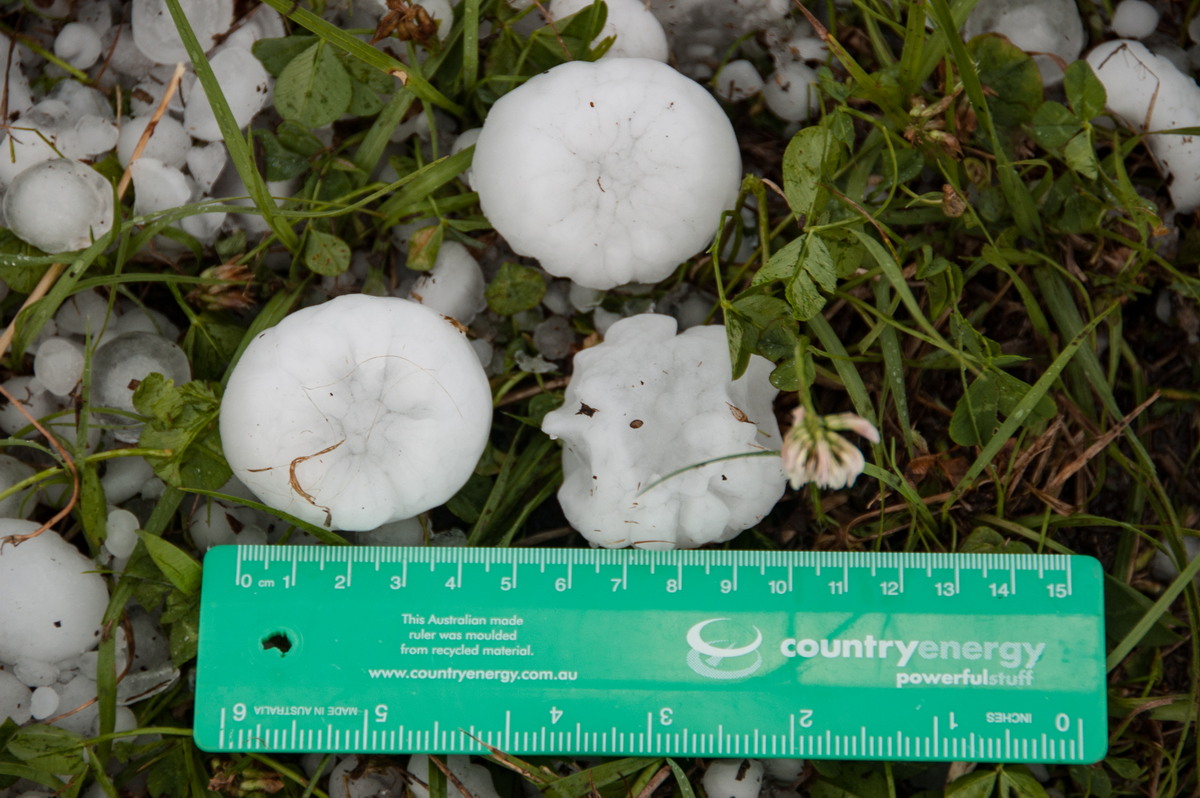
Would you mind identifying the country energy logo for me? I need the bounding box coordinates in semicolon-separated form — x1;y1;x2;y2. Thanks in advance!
685;618;764;680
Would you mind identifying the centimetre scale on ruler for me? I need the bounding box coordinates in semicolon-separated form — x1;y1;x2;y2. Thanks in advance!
194;545;1107;764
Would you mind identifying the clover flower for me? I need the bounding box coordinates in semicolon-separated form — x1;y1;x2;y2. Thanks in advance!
781;407;880;490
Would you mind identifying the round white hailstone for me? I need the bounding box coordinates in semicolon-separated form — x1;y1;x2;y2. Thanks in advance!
541;314;786;549
964;0;1084;85
131;0;233;64
30;685;59;720
532;315;573;360
0;377;58;437
13;659;58;687
117;115;190;169
32;337;85;398
550;0;669;61
220;295;494;531
0;130;59;189
187;142;228;193
1113;0;1159;38
406;755;500;798
408;241;487;325
101;456;158;505
473;58;741;290
56;289;110;336
56;115;119;160
91;332;191;442
327;756;405;798
180;208;227;245
104;509;140;560
0;669;32;724
0;455;36;519
54;22;102;69
130;158;194;216
1087;39;1200;212
763;62;820;122
715;59;764;102
77;1;114;36
184;47;271;141
0;522;109;665
50;675;98;735
4;159;113;253
703;759;764;798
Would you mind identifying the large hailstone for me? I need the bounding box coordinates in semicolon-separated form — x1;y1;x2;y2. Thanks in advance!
541;314;785;549
0;522;109;665
220;295;493;531
1087;39;1200;212
472;58;741;290
3;159;113;252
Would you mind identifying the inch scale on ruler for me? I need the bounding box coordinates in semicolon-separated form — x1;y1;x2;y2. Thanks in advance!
195;546;1107;763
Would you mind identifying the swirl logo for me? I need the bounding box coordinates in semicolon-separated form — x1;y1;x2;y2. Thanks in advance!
685;618;764;680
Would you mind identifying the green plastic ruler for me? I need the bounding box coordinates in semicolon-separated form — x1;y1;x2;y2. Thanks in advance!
195;546;1107;763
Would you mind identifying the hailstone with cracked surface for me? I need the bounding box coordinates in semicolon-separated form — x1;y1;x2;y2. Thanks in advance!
220;295;492;531
472;58;741;290
541;314;785;549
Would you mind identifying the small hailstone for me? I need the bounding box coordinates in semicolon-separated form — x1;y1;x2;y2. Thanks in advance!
0;377;58;437
0;669;32;724
592;306;621;335
550;0;669;61
104;508;140;559
964;0;1084;85
117;302;181;340
13;659;59;688
131;158;194;216
532;315;573;360
327;755;405;798
32;337;85;398
407;241;487;325
183;47;271;141
180;207;227;244
702;759;764;798
715;59;764;102
0;129;60;188
55;289;110;336
0;523;109;665
77;0;114;37
91;331;191;442
452;127;481;187
30;686;59;720
54;22;102;69
406;755;500;798
3;159;114;253
762;758;805;782
117;114;191;168
0;454;37;519
56;115;119;160
116;662;179;706
763;62;820;122
131;0;234;64
49;675;98;735
101;456;158;504
569;284;603;312
514;350;557;374
470;338;493;369
1112;0;1159;39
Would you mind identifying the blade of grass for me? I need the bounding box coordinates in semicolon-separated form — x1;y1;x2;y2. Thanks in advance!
164;0;299;250
1108;550;1200;671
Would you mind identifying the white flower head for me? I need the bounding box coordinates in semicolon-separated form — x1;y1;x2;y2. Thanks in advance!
781;407;880;490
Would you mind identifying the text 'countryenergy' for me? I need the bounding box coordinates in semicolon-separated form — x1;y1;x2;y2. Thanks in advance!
779;635;1046;688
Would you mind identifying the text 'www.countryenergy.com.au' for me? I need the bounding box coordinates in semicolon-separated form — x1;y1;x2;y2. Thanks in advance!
367;668;579;684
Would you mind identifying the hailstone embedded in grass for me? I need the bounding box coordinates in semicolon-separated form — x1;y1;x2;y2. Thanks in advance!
541;314;786;549
91;331;191;442
964;0;1084;85
33;336;85;398
183;47;271;141
408;241;486;325
131;0;233;64
703;759;764;798
549;0;669;61
472;58;741;290
3;159;114;252
117;114;190;168
715;60;765;102
30;685;59;720
0;455;36;519
0;522;109;666
406;755;500;798
220;295;493;531
1112;0;1159;38
54;21;102;69
763;62;820;122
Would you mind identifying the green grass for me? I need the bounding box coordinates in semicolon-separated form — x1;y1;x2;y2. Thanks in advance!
0;0;1199;796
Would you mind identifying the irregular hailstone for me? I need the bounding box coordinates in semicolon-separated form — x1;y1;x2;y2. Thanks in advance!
549;0;669;61
91;331;191;442
131;158;194;216
472;58;741;290
220;295;493;531
32;336;85;397
0;522;109;665
117;114;191;168
183;47;271;141
763;61;820;122
3;159;114;252
715;59;765;102
54;22;102;69
131;0;233;64
963;0;1084;86
0;668;32;724
1087;39;1200;212
541;314;785;549
703;759;764;798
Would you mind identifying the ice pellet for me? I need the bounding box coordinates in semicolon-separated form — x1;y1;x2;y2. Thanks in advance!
33;337;85;397
30;686;60;720
104;508;140;559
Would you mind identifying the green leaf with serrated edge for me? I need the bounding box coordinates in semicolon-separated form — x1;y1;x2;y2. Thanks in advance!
969;34;1043;128
945;770;997;798
303;229;351;276
136;530;202;596
1064;130;1100;179
275;41;352;128
485;263;545;315
1031;100;1082;150
782;126;834;218
251;34;317;76
1064;59;1107;121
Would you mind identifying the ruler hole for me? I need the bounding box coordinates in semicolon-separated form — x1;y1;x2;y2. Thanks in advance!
262;632;293;656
